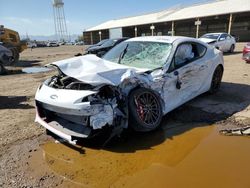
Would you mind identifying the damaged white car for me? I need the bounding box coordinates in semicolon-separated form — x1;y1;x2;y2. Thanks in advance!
35;36;224;144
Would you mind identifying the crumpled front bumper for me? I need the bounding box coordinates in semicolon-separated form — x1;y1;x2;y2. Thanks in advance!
35;109;83;144
35;83;115;144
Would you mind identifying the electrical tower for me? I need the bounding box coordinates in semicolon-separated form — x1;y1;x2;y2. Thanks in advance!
52;0;68;42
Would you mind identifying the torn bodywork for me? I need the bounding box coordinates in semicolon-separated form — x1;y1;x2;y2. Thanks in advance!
35;74;128;144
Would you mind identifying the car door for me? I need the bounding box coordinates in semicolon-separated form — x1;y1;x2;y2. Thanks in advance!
217;34;227;52
162;42;208;112
226;34;235;51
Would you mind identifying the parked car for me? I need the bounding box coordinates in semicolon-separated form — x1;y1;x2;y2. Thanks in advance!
58;42;66;46
65;42;75;45
86;37;129;57
243;43;250;63
199;33;236;53
35;36;224;144
27;42;37;48
75;41;84;45
36;42;47;47
0;44;13;74
47;42;59;47
85;39;109;51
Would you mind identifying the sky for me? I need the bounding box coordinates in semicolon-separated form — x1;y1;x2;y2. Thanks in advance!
0;0;208;36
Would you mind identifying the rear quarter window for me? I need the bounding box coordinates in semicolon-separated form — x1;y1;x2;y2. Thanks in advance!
195;43;207;57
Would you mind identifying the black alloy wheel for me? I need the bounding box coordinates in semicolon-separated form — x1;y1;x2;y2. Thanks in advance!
128;88;163;132
209;66;223;94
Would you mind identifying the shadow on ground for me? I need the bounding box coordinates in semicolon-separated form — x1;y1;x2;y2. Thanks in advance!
223;51;242;56
14;60;41;67
0;96;34;109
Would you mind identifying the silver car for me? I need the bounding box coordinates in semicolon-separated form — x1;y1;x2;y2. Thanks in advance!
199;33;236;53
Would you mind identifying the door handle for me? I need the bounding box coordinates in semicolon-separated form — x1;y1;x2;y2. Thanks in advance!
174;71;182;89
199;65;207;71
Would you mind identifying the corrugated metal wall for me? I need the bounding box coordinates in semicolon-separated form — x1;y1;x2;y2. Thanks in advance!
83;12;250;44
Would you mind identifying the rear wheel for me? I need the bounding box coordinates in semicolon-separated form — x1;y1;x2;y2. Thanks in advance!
209;66;223;94
11;48;19;63
128;88;163;132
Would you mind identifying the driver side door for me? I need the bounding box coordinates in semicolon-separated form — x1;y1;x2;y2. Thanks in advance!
162;42;208;113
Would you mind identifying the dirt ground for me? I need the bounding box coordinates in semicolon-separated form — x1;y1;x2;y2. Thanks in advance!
0;44;250;188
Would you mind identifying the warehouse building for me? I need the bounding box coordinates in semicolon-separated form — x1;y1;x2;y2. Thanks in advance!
83;0;250;44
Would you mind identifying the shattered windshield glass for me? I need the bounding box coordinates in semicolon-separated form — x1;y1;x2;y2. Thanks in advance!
103;41;172;69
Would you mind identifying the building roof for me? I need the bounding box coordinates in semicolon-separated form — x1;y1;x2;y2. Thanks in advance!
86;0;250;32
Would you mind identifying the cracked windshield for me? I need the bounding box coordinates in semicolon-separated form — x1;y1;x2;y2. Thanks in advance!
103;41;172;69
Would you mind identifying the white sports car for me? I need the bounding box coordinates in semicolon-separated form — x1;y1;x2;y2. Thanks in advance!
199;33;236;53
35;36;224;144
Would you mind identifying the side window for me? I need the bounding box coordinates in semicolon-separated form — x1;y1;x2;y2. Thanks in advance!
226;34;231;39
169;42;207;71
219;34;227;41
174;43;194;68
194;43;206;57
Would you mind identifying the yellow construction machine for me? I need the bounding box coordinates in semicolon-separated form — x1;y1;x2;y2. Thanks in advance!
0;25;27;63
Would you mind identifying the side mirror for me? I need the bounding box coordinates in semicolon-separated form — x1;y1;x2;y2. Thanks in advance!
219;37;225;41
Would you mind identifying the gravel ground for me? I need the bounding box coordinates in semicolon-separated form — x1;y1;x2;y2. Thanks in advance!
0;44;249;187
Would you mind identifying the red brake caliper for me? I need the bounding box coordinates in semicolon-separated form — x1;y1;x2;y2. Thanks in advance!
135;98;144;120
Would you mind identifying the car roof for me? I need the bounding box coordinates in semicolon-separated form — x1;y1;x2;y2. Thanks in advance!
126;36;201;44
108;37;129;41
202;33;228;35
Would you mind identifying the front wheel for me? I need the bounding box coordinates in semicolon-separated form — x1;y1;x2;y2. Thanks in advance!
209;66;223;94
229;44;235;53
0;64;6;75
128;88;163;132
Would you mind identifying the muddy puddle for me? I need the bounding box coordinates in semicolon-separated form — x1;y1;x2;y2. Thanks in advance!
30;123;250;188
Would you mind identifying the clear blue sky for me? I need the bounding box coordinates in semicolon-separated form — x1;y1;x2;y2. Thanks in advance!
0;0;207;36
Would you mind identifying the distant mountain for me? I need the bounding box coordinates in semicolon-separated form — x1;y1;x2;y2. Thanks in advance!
20;34;80;42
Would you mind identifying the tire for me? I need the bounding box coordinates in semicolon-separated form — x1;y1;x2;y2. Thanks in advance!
0;64;6;75
13;48;19;63
229;44;235;53
128;88;163;132
209;66;223;94
9;47;19;64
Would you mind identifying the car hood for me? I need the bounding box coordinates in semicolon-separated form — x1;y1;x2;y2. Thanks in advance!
199;38;217;44
88;45;109;51
50;54;149;86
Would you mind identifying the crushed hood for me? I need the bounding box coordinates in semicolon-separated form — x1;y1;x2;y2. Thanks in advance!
50;54;149;86
199;38;217;44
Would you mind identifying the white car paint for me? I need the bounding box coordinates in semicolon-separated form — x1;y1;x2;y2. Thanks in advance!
199;33;236;53
35;36;224;144
50;55;149;86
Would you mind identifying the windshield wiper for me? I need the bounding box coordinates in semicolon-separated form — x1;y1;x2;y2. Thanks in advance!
118;44;129;64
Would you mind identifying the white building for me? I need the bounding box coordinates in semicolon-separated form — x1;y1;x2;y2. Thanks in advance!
83;0;250;44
